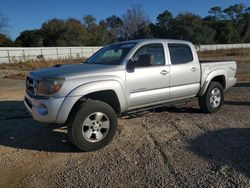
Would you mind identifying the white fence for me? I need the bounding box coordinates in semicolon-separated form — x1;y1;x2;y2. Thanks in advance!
0;43;250;64
0;46;102;64
197;43;250;51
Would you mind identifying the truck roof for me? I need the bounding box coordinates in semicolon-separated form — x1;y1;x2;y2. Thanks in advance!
113;39;193;46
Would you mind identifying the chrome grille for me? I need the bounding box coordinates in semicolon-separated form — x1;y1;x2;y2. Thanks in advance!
26;76;36;95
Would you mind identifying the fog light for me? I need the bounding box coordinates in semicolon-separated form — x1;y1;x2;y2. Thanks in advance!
37;104;48;115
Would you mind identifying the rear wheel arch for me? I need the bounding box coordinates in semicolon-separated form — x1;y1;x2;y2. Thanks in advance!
200;72;227;96
211;75;226;89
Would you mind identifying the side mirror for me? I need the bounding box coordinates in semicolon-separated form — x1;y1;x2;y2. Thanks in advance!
126;60;135;72
138;54;153;66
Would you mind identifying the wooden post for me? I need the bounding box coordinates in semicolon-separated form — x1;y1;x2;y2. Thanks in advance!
81;48;84;58
69;48;72;59
56;48;59;59
40;48;43;58
7;50;11;63
23;49;26;61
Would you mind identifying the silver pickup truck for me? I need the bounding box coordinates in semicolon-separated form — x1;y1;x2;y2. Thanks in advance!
24;39;237;151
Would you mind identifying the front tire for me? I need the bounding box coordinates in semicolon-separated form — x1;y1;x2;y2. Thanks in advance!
67;100;118;151
199;81;224;113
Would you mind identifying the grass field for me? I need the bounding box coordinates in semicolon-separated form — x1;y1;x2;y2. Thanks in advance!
0;58;85;71
0;58;85;80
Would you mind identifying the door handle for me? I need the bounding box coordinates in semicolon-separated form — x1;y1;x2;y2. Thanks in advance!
160;70;169;75
191;67;198;72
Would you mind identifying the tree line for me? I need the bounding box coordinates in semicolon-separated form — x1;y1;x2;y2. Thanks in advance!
0;3;250;47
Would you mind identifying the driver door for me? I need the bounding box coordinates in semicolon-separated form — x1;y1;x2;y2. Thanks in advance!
125;43;170;109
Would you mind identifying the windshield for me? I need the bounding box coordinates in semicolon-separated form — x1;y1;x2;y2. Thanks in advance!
86;43;136;65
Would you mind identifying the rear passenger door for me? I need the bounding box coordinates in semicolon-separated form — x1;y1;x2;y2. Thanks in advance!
168;43;200;99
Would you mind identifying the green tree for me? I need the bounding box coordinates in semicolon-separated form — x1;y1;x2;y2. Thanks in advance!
0;33;14;47
62;18;89;46
169;13;215;44
95;20;110;45
82;15;99;45
15;29;43;47
41;18;67;46
134;24;153;39
152;10;173;38
208;6;223;19
156;10;173;28
212;21;240;43
237;7;250;42
105;15;123;41
245;7;250;13
41;18;89;46
224;4;245;20
83;15;97;28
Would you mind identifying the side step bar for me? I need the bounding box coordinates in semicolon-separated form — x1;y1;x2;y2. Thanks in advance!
120;98;196;116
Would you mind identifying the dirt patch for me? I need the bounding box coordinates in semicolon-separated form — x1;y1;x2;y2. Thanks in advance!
4;73;27;80
0;79;249;187
0;58;85;71
0;78;25;100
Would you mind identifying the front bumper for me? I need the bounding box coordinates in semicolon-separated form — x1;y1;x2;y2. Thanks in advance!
24;93;65;123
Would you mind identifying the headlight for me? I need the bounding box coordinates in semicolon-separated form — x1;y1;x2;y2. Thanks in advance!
37;78;65;96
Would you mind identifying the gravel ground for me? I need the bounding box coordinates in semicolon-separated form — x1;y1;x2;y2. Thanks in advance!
0;79;249;187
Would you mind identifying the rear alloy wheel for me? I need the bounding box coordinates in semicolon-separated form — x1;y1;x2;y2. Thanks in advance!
199;81;224;113
209;88;221;108
67;100;117;151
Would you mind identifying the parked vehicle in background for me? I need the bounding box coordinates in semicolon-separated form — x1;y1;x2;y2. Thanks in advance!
24;39;237;151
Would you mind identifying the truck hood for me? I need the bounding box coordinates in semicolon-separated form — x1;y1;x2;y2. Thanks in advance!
30;63;122;79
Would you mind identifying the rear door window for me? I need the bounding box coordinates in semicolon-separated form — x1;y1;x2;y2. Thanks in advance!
168;44;193;65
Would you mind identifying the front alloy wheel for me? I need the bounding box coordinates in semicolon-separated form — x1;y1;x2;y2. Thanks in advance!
67;100;118;151
82;112;110;143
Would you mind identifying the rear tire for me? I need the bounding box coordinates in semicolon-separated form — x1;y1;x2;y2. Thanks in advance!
198;81;224;113
67;99;117;151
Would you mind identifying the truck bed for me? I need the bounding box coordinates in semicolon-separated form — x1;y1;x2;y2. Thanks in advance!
200;60;237;90
200;60;235;63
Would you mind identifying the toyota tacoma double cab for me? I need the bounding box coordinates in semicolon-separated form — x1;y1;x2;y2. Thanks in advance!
24;39;237;151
